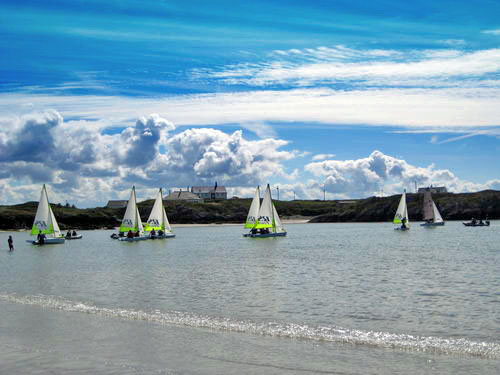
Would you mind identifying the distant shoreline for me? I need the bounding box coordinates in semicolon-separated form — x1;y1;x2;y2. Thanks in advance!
1;190;498;231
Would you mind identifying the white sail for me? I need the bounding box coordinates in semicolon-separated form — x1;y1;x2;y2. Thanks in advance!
256;184;273;229
432;201;444;223
272;204;286;233
31;185;61;237
245;186;260;228
145;189;172;233
393;191;409;226
49;205;62;237
120;187;142;233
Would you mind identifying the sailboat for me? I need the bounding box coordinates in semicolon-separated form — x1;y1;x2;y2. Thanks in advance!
243;184;286;237
27;184;65;244
393;190;410;231
111;186;149;241
144;188;175;239
420;191;445;226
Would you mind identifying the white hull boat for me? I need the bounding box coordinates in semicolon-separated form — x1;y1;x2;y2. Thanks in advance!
112;186;146;241
393;190;410;231
143;188;175;240
29;185;66;245
118;236;149;242
243;185;287;238
65;234;83;240
420;191;445;227
27;237;66;245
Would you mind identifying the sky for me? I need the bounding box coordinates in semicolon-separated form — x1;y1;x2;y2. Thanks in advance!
0;0;499;207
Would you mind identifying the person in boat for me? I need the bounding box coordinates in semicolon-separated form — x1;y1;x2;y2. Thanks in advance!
72;230;77;236
471;218;476;225
479;219;484;225
8;235;14;251
401;217;407;229
150;228;156;237
127;230;134;238
158;229;164;236
134;231;139;237
66;230;72;238
37;231;46;245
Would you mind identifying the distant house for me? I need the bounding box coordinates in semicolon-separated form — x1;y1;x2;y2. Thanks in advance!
164;190;203;203
106;200;128;208
418;186;448;194
191;184;227;200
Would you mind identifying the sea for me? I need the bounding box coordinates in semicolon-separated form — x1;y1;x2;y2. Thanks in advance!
0;222;498;374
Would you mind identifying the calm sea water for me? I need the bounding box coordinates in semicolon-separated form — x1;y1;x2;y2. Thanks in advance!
0;222;498;374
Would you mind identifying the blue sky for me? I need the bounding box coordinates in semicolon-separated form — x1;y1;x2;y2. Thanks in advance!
0;0;499;206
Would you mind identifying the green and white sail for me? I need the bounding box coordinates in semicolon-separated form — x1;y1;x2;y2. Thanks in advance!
254;184;274;229
119;186;143;233
244;186;260;228
31;184;62;237
393;190;409;226
144;188;172;233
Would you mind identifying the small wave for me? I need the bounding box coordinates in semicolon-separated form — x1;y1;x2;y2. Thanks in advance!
1;293;499;359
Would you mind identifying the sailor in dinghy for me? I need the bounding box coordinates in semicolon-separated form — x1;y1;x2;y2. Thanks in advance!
244;184;287;238
393;190;410;231
28;185;66;244
144;188;175;239
111;186;149;241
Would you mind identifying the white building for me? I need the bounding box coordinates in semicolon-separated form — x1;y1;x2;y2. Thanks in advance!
191;184;227;200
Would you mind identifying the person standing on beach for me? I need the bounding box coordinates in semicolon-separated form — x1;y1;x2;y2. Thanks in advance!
8;235;14;251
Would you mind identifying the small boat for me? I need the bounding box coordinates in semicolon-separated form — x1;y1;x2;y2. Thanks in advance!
143;188;175;239
243;184;287;238
27;185;66;245
65;234;83;240
463;220;490;227
393;190;410;231
420;191;445;227
112;186;149;241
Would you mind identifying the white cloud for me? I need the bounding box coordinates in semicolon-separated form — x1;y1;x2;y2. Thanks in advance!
482;29;500;35
0;111;297;207
1;87;500;130
312;153;336;161
305;150;500;197
203;47;500;87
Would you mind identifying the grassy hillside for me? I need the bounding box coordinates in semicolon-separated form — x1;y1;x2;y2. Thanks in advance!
1;190;499;230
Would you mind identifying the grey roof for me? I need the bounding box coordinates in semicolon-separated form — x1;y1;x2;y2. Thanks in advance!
191;186;227;193
164;191;202;200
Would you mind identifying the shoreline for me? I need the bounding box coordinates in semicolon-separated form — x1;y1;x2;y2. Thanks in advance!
2;219;496;232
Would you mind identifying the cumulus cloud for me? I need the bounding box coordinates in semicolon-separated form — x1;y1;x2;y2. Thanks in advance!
0;111;297;206
305;150;500;197
117;114;175;167
149;128;294;186
0;110;62;163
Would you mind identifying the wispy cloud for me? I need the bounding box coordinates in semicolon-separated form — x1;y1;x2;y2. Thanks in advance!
482;29;500;35
312;153;336;161
2;87;500;130
198;47;500;88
